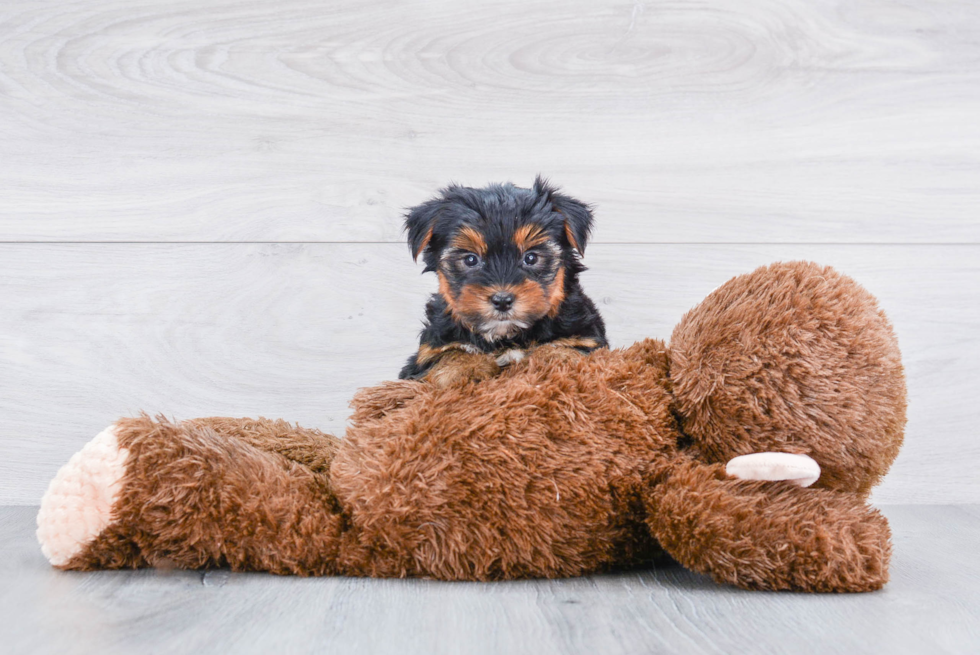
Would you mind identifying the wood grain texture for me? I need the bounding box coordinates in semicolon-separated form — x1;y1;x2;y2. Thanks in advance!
2;505;979;654
1;243;977;505
1;0;979;242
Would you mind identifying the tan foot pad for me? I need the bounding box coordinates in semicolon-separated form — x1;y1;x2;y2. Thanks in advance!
725;452;821;488
36;425;129;566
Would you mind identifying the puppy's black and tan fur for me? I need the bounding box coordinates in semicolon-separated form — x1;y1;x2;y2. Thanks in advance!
399;177;607;384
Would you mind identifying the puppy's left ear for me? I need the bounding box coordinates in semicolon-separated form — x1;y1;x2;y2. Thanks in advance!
404;198;444;265
534;175;594;255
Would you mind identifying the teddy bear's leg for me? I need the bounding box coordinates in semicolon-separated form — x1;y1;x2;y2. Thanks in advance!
37;416;346;575
669;261;907;495
348;379;427;425
644;459;891;592
182;417;340;473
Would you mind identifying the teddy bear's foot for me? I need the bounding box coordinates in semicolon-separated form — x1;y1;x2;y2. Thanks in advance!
726;452;820;487
36;424;129;567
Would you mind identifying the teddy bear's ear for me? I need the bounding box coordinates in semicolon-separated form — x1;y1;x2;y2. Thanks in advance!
534;175;594;256
404;198;447;268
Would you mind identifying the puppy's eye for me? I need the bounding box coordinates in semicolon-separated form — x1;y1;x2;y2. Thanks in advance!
523;252;539;266
463;254;480;267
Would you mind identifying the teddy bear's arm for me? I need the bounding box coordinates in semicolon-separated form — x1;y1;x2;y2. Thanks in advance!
644;458;891;592
483;336;603;369
424;348;501;387
522;337;604;366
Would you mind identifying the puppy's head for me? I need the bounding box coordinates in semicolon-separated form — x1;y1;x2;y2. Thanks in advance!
405;176;593;341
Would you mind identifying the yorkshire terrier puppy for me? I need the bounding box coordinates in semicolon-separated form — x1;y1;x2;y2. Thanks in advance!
399;177;607;386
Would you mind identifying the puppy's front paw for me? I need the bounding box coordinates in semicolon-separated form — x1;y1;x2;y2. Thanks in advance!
426;350;501;388
526;343;588;365
495;349;526;367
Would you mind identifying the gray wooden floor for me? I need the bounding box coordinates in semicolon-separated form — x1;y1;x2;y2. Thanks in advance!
1;505;978;654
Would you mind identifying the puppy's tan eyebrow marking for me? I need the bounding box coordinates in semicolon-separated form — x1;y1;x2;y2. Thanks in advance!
513;224;549;251
451;226;487;256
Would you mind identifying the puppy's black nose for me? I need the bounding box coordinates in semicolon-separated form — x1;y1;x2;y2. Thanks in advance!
490;291;516;312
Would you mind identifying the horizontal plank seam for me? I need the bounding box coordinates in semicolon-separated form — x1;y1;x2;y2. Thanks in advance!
0;242;978;246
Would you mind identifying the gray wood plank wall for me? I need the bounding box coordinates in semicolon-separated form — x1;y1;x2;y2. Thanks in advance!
1;0;978;505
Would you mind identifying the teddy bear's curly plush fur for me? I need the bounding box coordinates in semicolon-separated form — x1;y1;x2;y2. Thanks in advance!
36;261;906;592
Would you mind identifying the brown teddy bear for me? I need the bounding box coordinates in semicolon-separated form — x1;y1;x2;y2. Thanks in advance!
36;261;906;592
